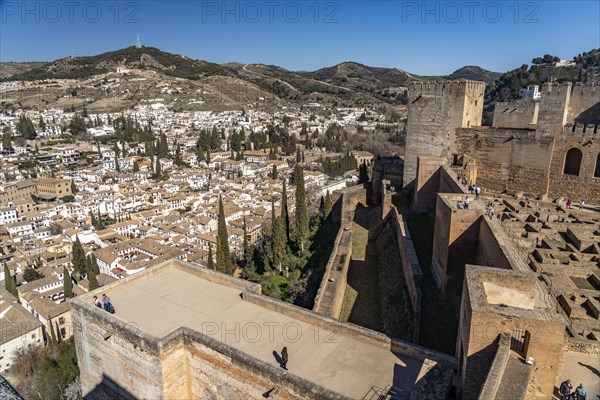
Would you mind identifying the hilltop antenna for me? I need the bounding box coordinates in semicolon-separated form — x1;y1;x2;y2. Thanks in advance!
136;34;142;48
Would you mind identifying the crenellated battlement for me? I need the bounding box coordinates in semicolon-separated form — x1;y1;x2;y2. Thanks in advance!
409;80;486;96
541;82;598;96
562;123;599;135
495;98;537;107
541;82;572;95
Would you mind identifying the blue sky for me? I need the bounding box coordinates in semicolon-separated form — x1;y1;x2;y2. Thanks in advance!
1;1;599;75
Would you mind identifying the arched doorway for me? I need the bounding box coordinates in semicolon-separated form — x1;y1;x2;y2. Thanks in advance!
563;148;583;176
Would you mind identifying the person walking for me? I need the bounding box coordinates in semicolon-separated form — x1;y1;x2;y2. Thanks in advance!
102;294;112;312
574;383;587;400
464;196;471;210
475;186;481;200
281;346;288;370
559;379;573;400
566;199;572;209
579;200;585;210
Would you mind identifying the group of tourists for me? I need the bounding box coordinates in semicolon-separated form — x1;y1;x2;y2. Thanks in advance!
456;196;472;210
565;199;585;210
559;380;587;400
93;293;115;314
469;184;482;200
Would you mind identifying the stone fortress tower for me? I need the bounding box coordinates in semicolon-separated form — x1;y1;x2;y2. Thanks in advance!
399;79;599;202
403;80;486;186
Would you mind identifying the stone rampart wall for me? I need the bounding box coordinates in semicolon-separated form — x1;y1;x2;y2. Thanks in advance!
477;333;511;400
313;185;365;318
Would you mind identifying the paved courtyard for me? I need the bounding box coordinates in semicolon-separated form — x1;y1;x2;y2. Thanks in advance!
555;351;600;399
101;264;434;399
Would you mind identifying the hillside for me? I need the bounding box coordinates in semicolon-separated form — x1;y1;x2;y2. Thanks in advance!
0;62;48;79
2;47;231;81
444;66;501;82
482;49;600;125
2;47;598;116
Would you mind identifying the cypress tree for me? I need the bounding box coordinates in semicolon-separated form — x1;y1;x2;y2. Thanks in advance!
294;165;308;252
281;180;289;241
216;196;232;274
88;260;99;291
96;211;105;230
155;158;162;178
324;190;332;218
56;321;62;342
271;205;285;272
63;266;73;298
207;245;215;270
91;255;100;275
271;165;277;179
88;268;99;291
3;264;11;292
158;132;168;158
72;236;86;276
48;317;57;344
3;264;19;301
243;216;248;257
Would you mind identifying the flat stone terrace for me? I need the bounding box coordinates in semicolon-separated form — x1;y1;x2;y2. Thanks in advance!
94;261;446;399
485;194;600;339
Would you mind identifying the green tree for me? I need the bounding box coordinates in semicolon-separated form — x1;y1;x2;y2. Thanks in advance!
39;116;46;131
63;266;73;298
68;113;87;135
33;338;79;399
70;180;77;194
23;267;44;282
133;161;140;172
155;158;162;178
71;236;86;276
2;127;12;150
48;317;57;344
87;256;99;290
207;245;215;270
281;180;290;241
294;165;308;252
17;115;37;139
91;254;100;275
3;264;12;292
175;143;182;166
197;145;205;162
242;216;248;258
216;196;232;274
271;201;285;271
324;190;332;218
4;264;19;300
158;132;168;158
271;164;278;180
96;211;105;230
